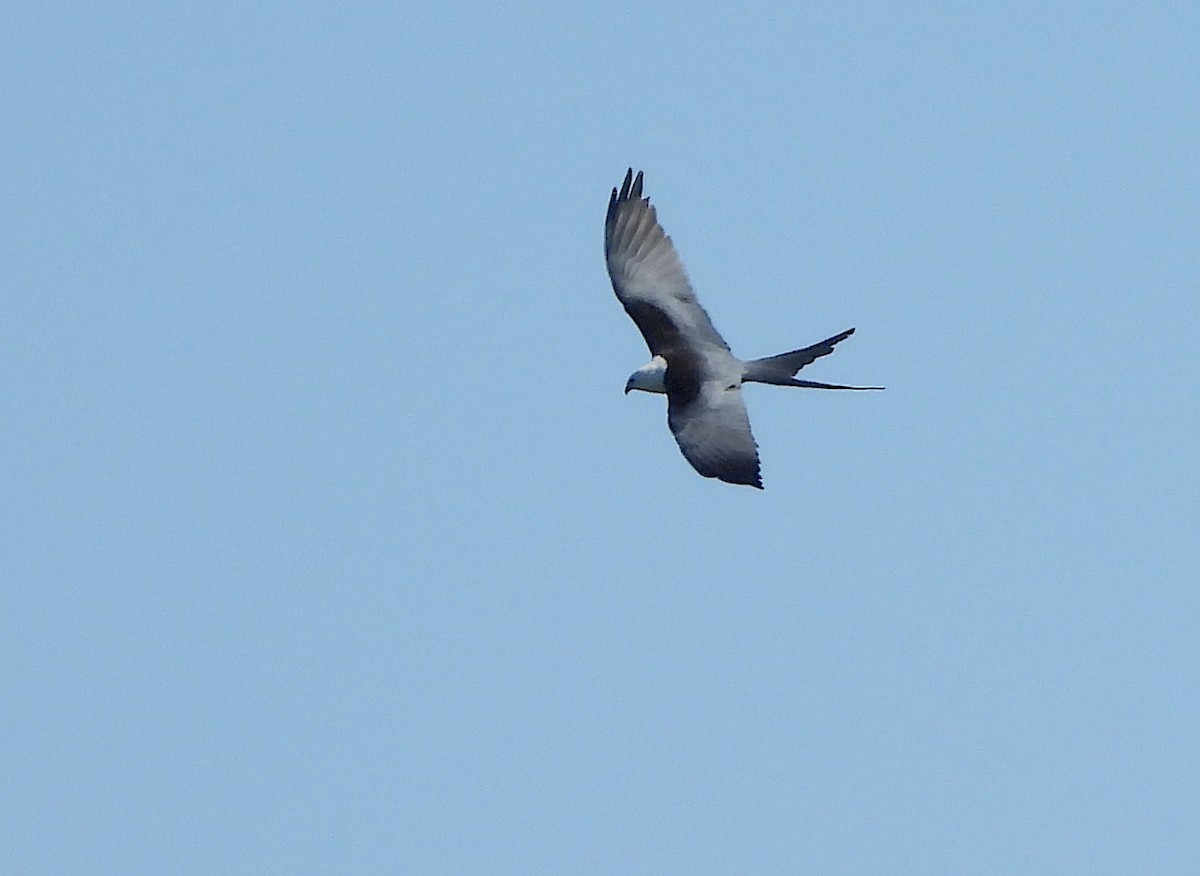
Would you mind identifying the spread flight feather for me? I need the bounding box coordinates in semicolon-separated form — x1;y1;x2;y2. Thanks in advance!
604;169;882;488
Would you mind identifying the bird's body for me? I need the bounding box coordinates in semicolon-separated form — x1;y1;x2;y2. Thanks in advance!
604;168;882;488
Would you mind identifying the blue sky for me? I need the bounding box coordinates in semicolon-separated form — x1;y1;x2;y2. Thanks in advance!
3;3;1198;873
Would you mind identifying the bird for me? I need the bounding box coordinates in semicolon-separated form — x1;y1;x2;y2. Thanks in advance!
604;168;882;489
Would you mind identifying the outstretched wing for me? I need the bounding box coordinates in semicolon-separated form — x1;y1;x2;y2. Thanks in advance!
665;354;763;489
604;169;730;357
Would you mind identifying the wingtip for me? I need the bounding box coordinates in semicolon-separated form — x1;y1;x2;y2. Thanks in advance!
618;168;633;200
721;470;763;489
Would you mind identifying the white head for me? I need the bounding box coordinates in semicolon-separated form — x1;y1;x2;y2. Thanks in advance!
625;355;668;395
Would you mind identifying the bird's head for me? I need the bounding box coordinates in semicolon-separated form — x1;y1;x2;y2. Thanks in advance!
625;356;669;395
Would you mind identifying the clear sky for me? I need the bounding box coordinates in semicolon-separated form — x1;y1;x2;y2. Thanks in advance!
4;3;1198;873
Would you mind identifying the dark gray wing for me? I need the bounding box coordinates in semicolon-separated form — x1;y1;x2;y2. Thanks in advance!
604;169;730;357
665;354;763;489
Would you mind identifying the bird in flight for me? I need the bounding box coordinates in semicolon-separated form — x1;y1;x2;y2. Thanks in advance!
604;168;882;489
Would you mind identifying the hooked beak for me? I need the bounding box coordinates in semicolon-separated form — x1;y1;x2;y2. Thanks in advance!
624;383;632;395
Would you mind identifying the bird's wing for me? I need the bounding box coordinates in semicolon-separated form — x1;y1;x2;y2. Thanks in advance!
604;169;730;357
665;354;762;489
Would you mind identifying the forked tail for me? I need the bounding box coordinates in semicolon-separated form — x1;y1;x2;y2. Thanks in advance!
742;327;884;390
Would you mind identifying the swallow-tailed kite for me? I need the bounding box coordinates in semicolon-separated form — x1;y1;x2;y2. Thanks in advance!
604;168;882;488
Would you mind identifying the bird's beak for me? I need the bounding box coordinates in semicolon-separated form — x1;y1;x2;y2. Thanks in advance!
624;384;632;395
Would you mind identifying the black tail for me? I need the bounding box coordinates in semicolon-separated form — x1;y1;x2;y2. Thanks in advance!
743;327;882;389
777;378;885;390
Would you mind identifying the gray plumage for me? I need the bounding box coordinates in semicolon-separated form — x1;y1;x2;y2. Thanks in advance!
604;168;882;488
